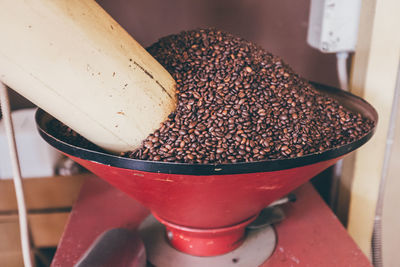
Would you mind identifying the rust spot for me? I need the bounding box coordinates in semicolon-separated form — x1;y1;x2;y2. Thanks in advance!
110;25;114;30
112;72;115;77
117;111;125;115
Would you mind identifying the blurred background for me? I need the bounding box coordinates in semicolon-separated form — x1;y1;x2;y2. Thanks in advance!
1;0;399;266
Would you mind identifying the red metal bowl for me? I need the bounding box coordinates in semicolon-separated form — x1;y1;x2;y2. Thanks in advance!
35;83;377;256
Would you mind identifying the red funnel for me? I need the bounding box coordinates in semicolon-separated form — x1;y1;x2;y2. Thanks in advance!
36;83;377;256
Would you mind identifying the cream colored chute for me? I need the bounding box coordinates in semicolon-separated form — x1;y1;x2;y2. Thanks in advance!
0;0;176;153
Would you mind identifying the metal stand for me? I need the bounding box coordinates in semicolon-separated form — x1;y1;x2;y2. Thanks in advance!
139;215;276;267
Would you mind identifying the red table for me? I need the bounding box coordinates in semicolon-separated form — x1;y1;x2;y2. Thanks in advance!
51;176;372;267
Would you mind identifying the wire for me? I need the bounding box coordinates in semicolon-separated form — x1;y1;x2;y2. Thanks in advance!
329;52;350;211
0;82;33;267
336;52;349;91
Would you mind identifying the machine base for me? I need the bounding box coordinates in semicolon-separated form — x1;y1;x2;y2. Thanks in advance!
153;212;259;256
138;215;276;267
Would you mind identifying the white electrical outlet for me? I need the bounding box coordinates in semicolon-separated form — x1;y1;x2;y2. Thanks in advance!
307;0;362;53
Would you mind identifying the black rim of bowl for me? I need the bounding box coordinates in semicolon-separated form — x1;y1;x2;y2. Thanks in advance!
35;82;378;175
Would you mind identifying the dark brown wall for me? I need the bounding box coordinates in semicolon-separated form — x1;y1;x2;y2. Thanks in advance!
97;0;339;87
9;0;339;110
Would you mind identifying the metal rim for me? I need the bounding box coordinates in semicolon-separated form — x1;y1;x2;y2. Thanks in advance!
152;213;259;233
35;83;378;176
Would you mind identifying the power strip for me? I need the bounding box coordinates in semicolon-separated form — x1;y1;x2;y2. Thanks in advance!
307;0;362;53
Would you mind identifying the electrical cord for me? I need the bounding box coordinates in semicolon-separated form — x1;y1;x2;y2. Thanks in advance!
0;82;33;267
329;52;350;211
336;52;349;91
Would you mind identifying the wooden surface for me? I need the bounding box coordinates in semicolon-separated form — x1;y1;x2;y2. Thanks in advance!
338;0;400;256
0;212;70;248
51;176;372;267
0;174;89;265
0;174;88;212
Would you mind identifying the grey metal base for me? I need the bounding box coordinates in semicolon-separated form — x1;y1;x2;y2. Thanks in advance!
138;215;276;267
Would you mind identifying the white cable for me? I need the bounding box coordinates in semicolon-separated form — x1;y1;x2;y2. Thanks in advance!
329;52;350;210
336;52;349;91
0;82;33;267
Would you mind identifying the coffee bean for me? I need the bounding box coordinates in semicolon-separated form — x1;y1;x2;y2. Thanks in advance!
245;66;253;73
196;124;206;131
180;141;186;148
238;92;246;98
279;114;288;121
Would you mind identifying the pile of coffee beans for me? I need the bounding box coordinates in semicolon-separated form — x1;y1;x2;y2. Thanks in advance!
48;28;374;164
122;28;374;164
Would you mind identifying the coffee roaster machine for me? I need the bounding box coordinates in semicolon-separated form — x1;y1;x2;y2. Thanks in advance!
35;83;377;267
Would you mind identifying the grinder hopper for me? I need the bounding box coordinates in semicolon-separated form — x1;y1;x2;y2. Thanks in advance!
36;83;377;257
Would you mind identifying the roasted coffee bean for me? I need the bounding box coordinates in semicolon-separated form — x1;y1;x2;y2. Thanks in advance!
51;28;374;164
216;148;224;154
244;66;253;73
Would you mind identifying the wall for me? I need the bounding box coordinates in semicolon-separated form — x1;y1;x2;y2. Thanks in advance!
382;71;400;267
96;0;339;88
8;1;339;110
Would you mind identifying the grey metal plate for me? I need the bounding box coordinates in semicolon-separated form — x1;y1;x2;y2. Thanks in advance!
138;215;276;267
